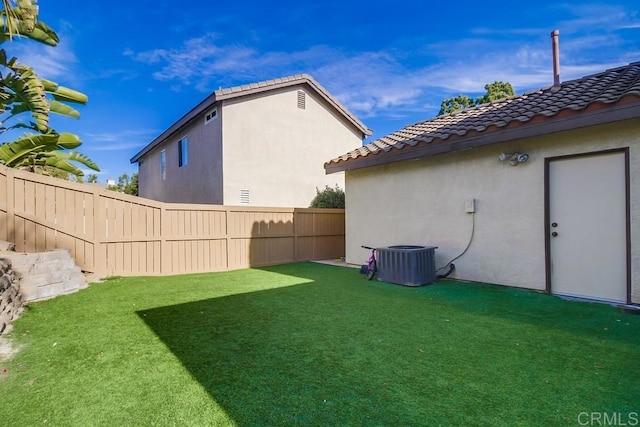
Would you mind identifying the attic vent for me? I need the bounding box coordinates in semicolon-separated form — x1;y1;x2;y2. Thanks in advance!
205;108;218;124
297;90;306;109
240;189;250;204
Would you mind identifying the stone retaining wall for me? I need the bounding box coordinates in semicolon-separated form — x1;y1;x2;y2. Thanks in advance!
0;247;89;335
0;258;21;335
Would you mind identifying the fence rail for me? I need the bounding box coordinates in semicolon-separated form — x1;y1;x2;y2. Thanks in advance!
0;165;345;277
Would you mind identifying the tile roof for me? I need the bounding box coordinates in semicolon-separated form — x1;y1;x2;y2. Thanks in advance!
325;61;640;173
131;74;371;163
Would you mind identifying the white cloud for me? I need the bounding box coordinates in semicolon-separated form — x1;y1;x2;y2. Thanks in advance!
618;23;640;29
129;33;257;91
84;129;159;151
10;38;76;80
125;2;635;120
554;3;639;32
129;34;336;92
471;27;549;37
312;52;422;116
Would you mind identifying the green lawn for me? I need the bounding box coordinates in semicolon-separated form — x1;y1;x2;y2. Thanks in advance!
0;262;638;426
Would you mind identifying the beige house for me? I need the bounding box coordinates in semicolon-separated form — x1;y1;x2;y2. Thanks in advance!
131;74;371;207
326;61;640;306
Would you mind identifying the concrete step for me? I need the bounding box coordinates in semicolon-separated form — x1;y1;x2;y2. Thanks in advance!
18;268;85;289
0;240;15;251
10;257;78;277
1;249;88;302
2;250;73;271
20;276;87;301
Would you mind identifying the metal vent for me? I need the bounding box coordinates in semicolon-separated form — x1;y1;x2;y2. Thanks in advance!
205;108;218;124
240;189;250;204
297;90;306;109
377;245;437;286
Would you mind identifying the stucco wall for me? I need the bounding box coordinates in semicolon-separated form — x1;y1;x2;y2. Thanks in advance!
138;110;224;204
345;119;640;303
221;86;360;207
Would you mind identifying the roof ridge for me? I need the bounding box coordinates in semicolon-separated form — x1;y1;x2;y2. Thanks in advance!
131;73;372;163
209;73;371;135
548;61;638;89
214;74;311;96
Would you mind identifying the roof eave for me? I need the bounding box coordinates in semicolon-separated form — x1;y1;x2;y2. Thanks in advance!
131;75;371;164
130;93;218;163
325;101;640;174
214;76;372;135
300;76;372;136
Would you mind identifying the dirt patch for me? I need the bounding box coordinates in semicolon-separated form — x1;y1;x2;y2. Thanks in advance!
0;336;21;363
84;272;105;284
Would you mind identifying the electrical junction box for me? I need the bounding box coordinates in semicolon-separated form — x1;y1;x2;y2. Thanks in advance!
465;198;475;213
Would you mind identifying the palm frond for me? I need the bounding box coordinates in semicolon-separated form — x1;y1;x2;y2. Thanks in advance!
22;150;99;177
0;131;82;165
41;150;99;172
0;1;98;178
1;1;58;46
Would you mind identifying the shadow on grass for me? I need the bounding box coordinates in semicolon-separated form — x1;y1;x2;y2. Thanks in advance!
137;263;640;425
138;280;412;424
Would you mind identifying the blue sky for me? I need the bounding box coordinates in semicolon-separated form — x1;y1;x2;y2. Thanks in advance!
7;0;640;180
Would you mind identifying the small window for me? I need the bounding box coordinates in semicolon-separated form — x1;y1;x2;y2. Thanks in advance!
205;108;218;124
297;90;305;109
160;150;167;180
178;137;188;167
240;189;250;204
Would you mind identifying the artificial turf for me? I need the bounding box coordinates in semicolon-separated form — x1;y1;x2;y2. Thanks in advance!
0;262;638;426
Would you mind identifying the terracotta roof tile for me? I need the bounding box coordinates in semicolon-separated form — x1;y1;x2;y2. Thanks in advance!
326;61;640;171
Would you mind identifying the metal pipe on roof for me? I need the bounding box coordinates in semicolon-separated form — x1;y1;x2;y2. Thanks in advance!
551;30;561;87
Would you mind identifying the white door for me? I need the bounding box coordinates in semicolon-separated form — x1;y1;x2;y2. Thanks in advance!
548;151;627;303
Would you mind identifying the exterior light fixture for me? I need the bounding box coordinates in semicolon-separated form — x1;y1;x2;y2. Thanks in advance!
498;152;529;166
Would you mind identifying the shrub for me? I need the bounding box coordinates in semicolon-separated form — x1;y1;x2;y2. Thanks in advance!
309;185;345;208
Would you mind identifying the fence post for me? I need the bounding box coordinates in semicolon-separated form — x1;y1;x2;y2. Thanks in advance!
5;167;15;245
293;209;299;262
94;188;107;277
159;203;169;275
224;207;230;270
313;210;318;260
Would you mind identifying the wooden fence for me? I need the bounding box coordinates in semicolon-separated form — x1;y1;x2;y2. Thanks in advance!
0;165;345;277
